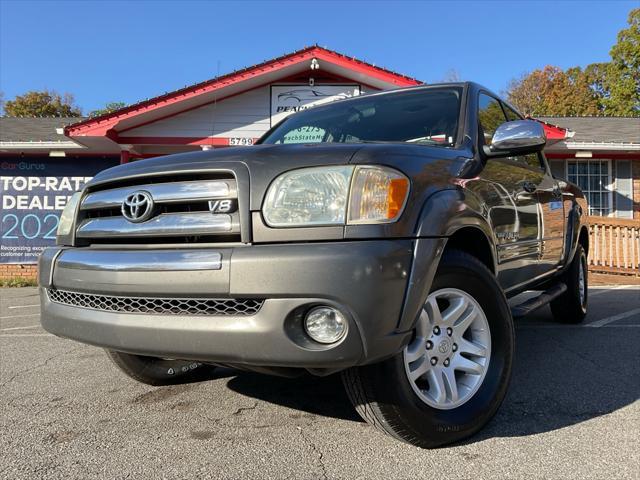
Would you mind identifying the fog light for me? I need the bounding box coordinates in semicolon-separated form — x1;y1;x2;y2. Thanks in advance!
304;307;347;344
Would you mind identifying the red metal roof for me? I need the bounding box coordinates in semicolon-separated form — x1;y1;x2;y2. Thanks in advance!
66;46;422;138
529;117;574;144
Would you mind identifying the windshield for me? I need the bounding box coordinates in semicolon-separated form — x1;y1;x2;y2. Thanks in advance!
260;87;462;147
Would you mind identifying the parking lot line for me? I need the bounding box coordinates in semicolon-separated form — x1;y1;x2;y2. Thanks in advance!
0;313;40;320
585;307;640;328
1;293;39;299
0;325;40;331
589;285;638;297
8;304;40;309
0;333;53;337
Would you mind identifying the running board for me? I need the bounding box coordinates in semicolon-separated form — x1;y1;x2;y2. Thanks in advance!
511;283;567;318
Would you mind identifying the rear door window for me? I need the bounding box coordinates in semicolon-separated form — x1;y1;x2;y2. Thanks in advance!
511;152;545;171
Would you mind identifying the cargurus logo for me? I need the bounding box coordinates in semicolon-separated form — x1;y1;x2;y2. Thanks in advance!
0;161;45;171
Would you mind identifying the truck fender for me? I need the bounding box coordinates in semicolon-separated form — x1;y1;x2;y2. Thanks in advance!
396;188;495;333
562;201;588;270
414;188;495;243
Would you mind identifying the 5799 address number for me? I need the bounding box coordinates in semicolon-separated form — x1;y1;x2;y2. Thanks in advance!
229;138;254;146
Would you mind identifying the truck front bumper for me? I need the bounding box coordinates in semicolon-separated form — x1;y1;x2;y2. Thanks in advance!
39;240;439;369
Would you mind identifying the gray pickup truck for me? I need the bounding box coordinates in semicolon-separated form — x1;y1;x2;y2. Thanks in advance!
39;82;589;448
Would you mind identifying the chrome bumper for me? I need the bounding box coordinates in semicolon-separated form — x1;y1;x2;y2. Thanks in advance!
40;248;228;296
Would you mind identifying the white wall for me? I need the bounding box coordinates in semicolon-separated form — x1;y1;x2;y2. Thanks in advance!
124;86;272;139
123;83;370;141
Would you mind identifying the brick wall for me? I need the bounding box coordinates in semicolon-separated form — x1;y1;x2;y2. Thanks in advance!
0;264;38;281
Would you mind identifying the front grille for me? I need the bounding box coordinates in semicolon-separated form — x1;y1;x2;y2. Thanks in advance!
47;289;263;316
75;174;241;245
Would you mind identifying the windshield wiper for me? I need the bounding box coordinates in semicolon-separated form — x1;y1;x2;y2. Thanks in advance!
339;139;452;147
405;136;444;144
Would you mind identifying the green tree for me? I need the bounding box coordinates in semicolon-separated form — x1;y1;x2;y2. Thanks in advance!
507;66;600;116
582;62;610;100
4;90;82;117
507;8;639;117
89;101;127;118
605;8;640;115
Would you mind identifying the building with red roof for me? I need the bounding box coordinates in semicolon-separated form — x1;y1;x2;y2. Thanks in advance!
64;46;422;161
0;47;637;280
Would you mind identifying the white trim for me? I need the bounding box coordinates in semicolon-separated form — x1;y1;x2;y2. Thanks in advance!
0;141;85;150
563;141;640;151
606;159;614;218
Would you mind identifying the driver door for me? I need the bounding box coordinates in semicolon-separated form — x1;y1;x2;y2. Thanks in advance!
501;103;565;274
474;93;543;290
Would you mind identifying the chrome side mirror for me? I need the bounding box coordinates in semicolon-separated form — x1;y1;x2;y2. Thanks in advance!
485;120;546;157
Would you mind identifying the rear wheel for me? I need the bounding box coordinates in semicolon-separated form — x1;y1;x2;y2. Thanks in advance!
342;250;514;448
550;244;588;324
106;350;216;386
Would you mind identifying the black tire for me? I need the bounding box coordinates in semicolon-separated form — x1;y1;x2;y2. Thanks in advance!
341;249;514;448
106;350;216;386
550;244;588;324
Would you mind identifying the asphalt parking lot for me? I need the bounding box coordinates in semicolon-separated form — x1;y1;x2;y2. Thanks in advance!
1;286;639;479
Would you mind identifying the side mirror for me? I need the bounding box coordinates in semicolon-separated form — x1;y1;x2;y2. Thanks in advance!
483;120;546;158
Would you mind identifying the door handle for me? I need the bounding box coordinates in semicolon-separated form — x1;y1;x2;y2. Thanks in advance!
521;181;537;193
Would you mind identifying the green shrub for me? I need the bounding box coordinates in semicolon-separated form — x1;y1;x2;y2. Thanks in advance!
0;277;38;288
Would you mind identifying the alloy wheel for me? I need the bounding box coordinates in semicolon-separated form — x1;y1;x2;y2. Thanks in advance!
403;288;491;410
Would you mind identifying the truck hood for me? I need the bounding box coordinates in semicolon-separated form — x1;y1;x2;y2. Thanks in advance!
89;143;472;210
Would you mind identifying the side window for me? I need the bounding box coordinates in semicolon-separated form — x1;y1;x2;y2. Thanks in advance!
478;93;507;145
512;152;545;171
502;103;522;122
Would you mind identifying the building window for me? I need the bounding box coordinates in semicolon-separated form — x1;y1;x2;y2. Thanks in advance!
567;160;612;217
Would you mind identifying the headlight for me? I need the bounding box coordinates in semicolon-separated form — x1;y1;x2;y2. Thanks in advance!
263;166;353;226
56;192;82;238
262;165;409;227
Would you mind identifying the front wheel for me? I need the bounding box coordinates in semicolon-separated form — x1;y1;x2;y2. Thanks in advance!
342;250;514;448
106;350;216;386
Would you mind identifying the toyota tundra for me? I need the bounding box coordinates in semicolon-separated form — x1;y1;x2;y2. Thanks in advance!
39;82;589;448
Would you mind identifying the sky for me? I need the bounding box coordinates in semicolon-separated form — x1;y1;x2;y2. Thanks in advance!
0;0;636;114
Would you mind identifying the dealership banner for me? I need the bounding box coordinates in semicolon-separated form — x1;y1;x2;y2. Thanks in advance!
0;157;117;264
270;85;361;128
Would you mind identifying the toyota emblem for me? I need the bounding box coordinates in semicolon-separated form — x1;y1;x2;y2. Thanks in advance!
122;191;155;223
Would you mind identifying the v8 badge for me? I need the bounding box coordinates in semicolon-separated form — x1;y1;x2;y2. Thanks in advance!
208;199;237;214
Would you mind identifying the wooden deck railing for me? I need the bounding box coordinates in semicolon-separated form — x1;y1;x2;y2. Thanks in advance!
588;216;640;276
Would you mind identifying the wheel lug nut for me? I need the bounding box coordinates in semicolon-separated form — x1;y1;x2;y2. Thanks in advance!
452;343;458;352
447;327;453;336
433;326;441;335
430;357;438;366
444;358;450;367
426;340;433;350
